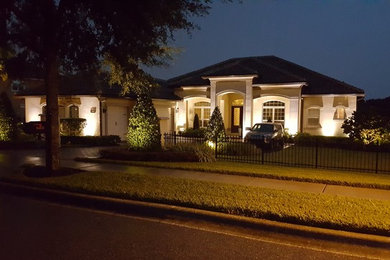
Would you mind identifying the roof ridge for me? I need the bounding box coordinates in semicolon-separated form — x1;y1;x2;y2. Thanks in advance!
167;57;242;84
249;57;306;82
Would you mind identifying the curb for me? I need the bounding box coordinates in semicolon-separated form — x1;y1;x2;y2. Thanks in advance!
1;180;389;250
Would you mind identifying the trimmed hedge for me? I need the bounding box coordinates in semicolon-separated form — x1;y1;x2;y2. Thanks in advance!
100;148;199;162
61;135;121;146
294;133;390;152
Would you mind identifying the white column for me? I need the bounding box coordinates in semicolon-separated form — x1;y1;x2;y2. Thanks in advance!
243;79;253;135
210;80;216;114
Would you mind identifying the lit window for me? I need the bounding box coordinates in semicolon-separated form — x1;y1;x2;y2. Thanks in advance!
307;108;320;126
69;105;79;118
194;102;211;127
334;107;346;120
262;101;285;125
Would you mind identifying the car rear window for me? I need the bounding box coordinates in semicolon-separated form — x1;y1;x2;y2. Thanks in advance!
253;124;274;132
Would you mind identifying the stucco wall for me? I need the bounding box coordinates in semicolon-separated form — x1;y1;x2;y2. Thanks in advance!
302;95;356;136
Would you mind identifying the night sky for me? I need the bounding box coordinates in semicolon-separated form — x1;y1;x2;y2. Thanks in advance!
145;0;390;99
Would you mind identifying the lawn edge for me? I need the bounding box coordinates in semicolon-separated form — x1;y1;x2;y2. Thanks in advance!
75;157;390;190
1;179;389;249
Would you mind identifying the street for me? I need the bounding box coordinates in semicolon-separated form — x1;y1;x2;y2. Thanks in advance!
0;193;375;260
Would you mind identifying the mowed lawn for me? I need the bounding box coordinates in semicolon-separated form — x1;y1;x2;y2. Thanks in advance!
79;158;390;190
4;170;390;236
217;143;390;173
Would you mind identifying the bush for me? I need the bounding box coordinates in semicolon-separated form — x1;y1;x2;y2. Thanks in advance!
181;128;206;138
218;142;259;156
168;143;215;162
100;148;199;162
61;135;121;146
60;118;86;136
127;94;161;151
193;113;200;130
0;92;15;141
205;107;226;142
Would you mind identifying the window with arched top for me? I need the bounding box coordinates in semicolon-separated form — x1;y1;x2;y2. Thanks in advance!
262;101;285;125
69;105;79;118
194;101;210;127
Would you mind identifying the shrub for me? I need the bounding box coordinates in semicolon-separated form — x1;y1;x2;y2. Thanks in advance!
181;128;206;138
193;113;200;129
60;118;86;136
100;147;199;162
205;106;226;142
61;135;120;146
127;94;161;151
168;143;216;162
0;92;15;141
218;142;259;156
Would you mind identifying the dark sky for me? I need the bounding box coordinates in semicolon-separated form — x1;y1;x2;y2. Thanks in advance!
145;0;390;99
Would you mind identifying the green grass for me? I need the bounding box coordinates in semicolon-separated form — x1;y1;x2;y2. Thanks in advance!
3;170;390;236
77;157;390;190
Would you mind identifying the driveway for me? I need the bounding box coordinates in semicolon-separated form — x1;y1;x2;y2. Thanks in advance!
0;146;105;176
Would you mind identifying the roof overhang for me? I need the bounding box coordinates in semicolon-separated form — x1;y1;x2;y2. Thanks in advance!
201;74;258;81
301;93;365;97
254;82;306;89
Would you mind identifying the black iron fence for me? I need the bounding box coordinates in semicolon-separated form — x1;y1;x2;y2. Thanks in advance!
163;133;390;173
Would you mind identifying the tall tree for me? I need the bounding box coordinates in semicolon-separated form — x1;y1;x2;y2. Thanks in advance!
1;0;212;173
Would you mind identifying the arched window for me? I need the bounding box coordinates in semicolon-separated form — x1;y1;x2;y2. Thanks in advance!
194;101;210;127
262;101;285;125
69;105;79;118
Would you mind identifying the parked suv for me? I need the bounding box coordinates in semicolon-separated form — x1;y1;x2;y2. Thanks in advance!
244;123;284;149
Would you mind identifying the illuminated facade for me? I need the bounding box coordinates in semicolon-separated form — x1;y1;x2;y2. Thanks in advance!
167;56;364;137
17;56;364;138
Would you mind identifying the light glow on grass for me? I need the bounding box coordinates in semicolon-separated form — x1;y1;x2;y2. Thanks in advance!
4;170;390;236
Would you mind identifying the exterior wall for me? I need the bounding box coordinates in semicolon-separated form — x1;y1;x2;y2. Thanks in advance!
25;97;42;122
253;95;299;135
79;97;100;136
103;98;134;140
153;100;176;138
302;95;357;137
217;93;244;133
24;96;101;136
176;96;210;131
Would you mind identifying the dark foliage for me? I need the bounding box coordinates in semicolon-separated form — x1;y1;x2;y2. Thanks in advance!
61;135;120;146
193;113;200;129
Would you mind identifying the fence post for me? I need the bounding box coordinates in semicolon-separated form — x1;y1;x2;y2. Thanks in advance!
315;137;318;168
375;141;379;173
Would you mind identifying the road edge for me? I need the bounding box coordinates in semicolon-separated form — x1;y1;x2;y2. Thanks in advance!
1;180;389;250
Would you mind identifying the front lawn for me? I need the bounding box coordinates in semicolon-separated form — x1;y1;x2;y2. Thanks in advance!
3;170;390;236
77;158;390;190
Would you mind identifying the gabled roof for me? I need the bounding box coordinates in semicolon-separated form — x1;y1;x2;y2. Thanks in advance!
165;56;364;95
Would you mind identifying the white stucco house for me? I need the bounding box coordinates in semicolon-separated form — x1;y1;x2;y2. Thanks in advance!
16;56;365;139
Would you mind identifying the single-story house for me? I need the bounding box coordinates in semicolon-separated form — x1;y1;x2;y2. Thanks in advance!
15;55;364;139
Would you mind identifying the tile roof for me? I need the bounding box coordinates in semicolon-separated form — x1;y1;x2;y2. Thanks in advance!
15;75;180;100
165;56;364;95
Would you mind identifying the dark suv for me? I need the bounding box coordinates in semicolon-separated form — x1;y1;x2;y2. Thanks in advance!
244;123;284;149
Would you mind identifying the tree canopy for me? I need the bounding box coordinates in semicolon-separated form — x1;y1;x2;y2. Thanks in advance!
0;0;213;171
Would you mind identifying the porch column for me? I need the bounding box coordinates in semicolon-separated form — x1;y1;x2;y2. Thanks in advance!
243;79;253;135
210;80;216;113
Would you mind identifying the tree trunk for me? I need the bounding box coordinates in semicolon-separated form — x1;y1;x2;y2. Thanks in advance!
45;53;60;172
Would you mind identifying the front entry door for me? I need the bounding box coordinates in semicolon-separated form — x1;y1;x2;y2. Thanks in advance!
231;106;243;133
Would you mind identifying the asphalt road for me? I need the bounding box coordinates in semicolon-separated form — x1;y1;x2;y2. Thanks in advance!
0;193;368;260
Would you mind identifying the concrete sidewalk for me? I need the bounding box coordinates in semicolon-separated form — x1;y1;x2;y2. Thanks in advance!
74;160;390;201
1;147;390;201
